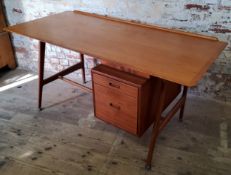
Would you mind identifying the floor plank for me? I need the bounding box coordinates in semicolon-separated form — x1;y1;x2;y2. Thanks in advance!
0;69;231;175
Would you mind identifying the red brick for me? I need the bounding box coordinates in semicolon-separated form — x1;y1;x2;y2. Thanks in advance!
15;47;28;53
12;8;22;13
210;28;231;33
218;6;231;11
185;4;210;11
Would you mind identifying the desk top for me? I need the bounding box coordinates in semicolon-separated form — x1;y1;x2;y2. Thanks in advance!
5;11;227;86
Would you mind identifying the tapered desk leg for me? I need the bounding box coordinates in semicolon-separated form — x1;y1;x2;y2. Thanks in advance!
38;41;46;110
179;86;188;122
80;53;86;84
145;80;167;170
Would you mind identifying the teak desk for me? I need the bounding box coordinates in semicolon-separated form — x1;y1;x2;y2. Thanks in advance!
5;10;227;169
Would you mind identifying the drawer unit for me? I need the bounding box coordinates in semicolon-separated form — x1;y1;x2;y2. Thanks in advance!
92;64;152;136
92;64;181;136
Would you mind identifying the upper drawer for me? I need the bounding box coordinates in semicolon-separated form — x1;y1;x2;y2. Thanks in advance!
92;73;138;98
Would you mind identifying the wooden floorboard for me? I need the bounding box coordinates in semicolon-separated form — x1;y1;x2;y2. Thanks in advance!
0;69;231;175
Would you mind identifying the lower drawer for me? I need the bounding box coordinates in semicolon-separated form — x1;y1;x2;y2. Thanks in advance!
94;83;138;134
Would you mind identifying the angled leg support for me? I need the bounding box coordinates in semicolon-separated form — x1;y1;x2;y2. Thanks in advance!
145;81;188;170
38;41;46;110
179;86;188;122
145;80;167;170
80;53;86;84
37;48;90;109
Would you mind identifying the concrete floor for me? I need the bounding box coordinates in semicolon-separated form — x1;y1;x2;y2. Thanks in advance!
0;68;231;175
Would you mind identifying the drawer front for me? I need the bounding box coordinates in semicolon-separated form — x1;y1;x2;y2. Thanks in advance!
92;73;138;98
94;83;138;134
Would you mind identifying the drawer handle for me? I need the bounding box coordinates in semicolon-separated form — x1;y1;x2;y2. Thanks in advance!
109;82;120;89
109;103;120;110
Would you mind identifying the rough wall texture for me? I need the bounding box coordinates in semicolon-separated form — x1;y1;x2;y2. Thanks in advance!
2;0;231;102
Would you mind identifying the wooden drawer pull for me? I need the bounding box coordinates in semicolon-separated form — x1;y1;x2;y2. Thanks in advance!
109;103;120;110
109;82;120;89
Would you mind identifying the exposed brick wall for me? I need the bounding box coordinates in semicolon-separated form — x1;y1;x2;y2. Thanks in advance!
2;0;231;102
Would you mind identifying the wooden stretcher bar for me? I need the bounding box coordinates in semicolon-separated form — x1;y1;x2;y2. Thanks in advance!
38;42;87;110
58;76;92;93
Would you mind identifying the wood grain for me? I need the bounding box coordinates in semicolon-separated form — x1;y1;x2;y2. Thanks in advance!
4;11;227;86
74;10;219;41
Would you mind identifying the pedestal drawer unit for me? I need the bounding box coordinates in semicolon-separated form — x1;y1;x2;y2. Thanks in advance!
92;64;152;136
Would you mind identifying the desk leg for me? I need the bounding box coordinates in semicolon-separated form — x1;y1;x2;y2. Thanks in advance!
145;80;167;170
179;86;188;122
80;53;86;84
38;41;46;110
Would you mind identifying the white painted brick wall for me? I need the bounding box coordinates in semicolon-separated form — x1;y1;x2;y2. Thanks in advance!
2;0;231;102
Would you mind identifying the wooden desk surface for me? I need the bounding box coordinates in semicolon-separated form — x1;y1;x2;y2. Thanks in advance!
5;11;227;86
